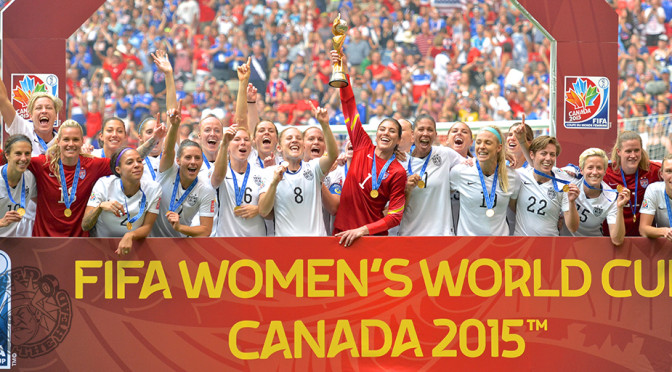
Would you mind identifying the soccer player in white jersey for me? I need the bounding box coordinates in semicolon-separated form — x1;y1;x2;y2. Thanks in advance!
446;121;473;233
91;117;127;158
561;148;629;245
323;140;353;235
0;73;63;156
0;135;37;237
258;105;338;236
450;126;520;236
82;147;162;255
400;114;464;236
511;136;580;236
152;106;216;237
210;64;267;237
640;154;672;240
138;50;178;183
211;124;267;236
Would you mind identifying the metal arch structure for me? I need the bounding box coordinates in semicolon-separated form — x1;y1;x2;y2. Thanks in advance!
0;0;619;165
0;0;106;146
511;0;619;165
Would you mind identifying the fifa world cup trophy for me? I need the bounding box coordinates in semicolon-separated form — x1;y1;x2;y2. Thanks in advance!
329;13;349;88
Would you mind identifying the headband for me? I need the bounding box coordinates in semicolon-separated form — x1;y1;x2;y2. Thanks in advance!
480;127;502;143
116;147;132;167
137;117;156;134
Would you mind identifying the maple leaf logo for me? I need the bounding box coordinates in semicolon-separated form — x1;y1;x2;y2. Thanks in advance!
566;78;599;109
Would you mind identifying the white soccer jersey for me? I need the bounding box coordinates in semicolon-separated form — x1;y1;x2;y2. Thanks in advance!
400;146;463;236
323;164;346;235
248;148;283;171
141;155;161;183
640;181;672;228
450;163;521;236
198;158;215;181
513;167;572;236
87;176;162;237
6;115;56;156
91;148;106;158
152;163;217;237
260;159;326;236
561;181;619;237
214;162;267;237
0;169;37;237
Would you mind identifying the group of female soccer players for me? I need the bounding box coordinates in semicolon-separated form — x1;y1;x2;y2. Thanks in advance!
1;49;670;253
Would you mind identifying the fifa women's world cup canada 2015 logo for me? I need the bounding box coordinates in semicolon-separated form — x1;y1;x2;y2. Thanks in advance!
564;76;610;129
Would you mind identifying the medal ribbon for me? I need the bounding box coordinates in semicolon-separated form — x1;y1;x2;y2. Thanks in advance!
229;161;250;207
169;171;198;212
59;159;80;212
582;179;619;202
144;154;161;181
533;169;571;192
665;190;672;227
620;168;638;218
407;145;432;180
202;152;211;169
119;179;147;226
2;165;25;209
371;150;396;194
257;156;264;168
476;160;498;211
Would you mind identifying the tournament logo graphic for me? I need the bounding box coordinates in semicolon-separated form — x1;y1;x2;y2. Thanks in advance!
11;266;71;359
564;76;609;129
10;74;59;122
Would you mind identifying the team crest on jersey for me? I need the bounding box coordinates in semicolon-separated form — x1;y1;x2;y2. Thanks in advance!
382;172;390;180
79;169;86;179
303;168;314;181
253;175;263;187
186;194;198;206
640;178;649;188
431;153;442;166
593;207;603;216
547;187;557;199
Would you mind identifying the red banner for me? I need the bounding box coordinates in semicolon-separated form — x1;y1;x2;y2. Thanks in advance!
1;236;670;371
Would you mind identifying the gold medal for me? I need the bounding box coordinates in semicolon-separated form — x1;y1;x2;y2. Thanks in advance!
633;215;637;223
486;209;495;218
617;184;624;193
417;180;425;189
234;206;242;212
64;208;72;218
370;190;379;198
17;208;25;216
562;184;569;192
126;222;133;230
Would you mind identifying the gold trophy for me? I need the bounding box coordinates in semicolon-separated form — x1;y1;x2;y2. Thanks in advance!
329;13;349;88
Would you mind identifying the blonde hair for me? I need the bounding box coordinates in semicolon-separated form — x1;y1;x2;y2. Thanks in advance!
478;126;510;192
28;92;63;115
579;148;608;170
46;120;86;182
610;131;650;172
661;153;672;169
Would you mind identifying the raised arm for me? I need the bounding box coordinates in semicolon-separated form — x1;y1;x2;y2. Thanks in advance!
160;101;182;172
211;124;237;188
330;49;370;151
236;57;251;131
312;104;338;175
258;164;287;218
152;49;177;111
608;188;630;246
246;83;260;131
0;73;17;125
